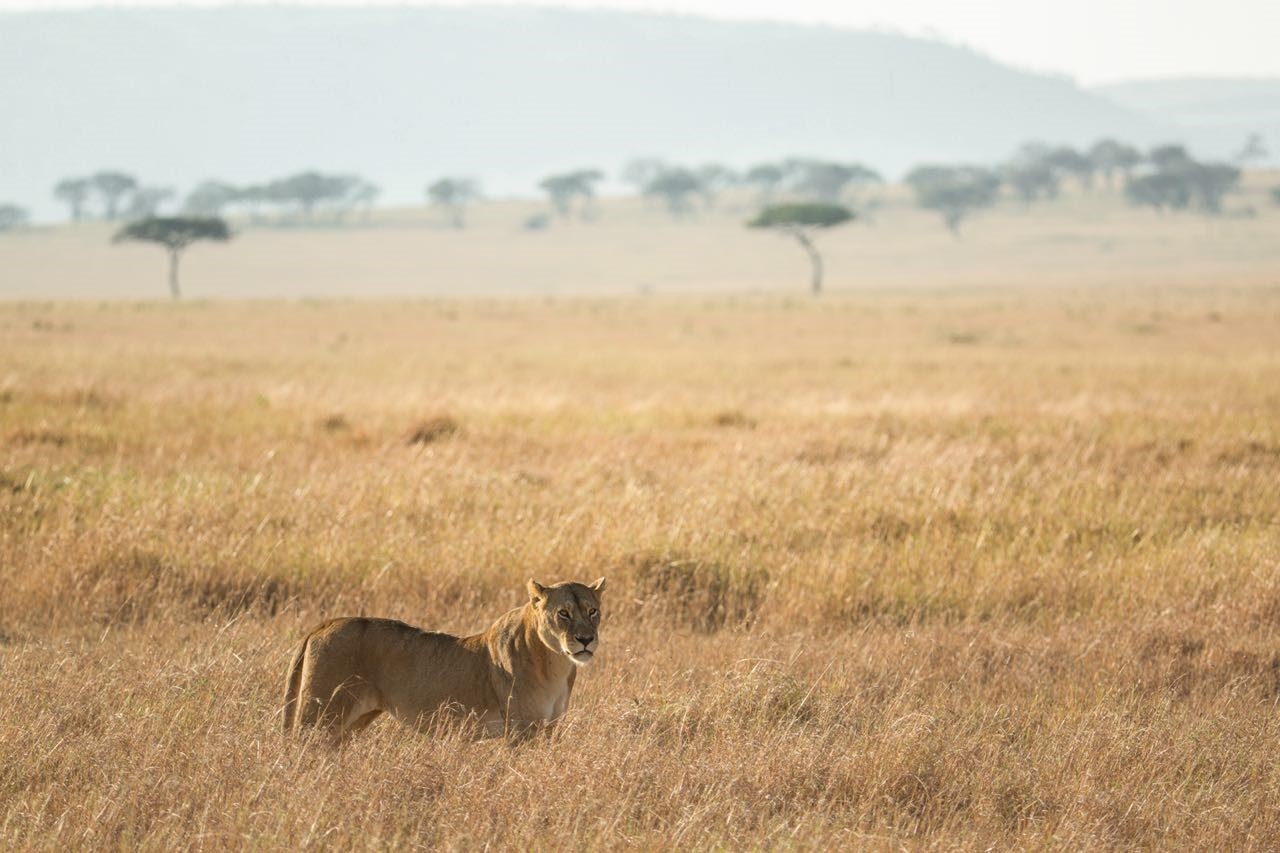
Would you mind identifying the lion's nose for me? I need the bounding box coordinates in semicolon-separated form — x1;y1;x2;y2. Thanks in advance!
576;635;595;647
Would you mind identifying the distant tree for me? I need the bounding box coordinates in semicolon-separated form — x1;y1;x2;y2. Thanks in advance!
267;171;353;221
620;158;666;193
644;168;703;218
695;163;738;208
125;186;176;220
788;159;881;203
1088;138;1143;188
538;169;604;218
1044;146;1095;190
905;165;1001;235
1149;144;1193;172
348;180;381;222
91;171;138;220
237;185;269;222
183;181;241;217
1184;162;1241;214
748;202;854;295
1003;160;1059;204
113;217;231;300
53;177;92;222
743;163;786;205
1125;172;1191;212
1234;133;1269;165
426;177;480;228
1126;153;1240;215
0;204;29;232
1272;186;1280;206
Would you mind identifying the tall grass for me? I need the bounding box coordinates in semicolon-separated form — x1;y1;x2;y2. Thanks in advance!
2;289;1279;847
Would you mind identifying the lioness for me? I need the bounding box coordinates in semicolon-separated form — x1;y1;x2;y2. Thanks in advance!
282;577;605;742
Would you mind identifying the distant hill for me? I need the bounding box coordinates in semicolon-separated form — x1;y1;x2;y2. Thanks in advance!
1093;78;1280;160
1;6;1172;219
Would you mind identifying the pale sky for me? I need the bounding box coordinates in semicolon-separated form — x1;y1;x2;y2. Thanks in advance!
1;0;1277;85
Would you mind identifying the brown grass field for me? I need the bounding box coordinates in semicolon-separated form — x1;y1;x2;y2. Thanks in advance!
2;183;1280;848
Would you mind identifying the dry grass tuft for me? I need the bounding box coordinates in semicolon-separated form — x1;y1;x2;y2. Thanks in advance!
406;414;460;445
710;409;757;429
628;551;768;632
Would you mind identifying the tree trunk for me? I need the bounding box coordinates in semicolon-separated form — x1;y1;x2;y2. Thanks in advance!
792;229;823;295
168;249;182;300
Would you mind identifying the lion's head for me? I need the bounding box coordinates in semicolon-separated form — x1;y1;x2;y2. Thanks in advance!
527;577;606;665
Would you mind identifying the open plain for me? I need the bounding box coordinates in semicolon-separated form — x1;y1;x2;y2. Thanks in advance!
2;185;1280;847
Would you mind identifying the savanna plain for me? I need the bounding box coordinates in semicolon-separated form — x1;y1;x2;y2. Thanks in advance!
2;189;1280;848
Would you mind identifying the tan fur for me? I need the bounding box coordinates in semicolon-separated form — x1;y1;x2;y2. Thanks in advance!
281;578;605;742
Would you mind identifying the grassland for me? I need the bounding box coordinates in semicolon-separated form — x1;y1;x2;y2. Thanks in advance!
2;283;1279;848
2;183;1280;847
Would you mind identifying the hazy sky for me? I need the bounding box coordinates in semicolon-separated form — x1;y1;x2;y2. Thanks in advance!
0;0;1277;84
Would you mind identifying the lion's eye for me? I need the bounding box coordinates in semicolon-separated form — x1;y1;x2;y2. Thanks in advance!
588;608;598;619
558;610;570;621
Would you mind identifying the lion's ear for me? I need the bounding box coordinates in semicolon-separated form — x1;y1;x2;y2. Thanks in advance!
527;579;548;603
589;577;606;594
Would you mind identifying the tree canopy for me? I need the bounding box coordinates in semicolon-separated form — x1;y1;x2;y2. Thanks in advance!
1125;148;1240;214
644;168;703;217
538;169;604;218
748;202;855;295
91;171;138;220
905;165;1001;235
0;204;28;231
749;202;854;230
113;216;231;299
426;177;480;228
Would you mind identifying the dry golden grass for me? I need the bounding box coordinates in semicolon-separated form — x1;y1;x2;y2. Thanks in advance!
2;280;1280;846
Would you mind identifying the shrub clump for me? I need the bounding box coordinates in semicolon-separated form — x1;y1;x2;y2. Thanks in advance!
627;551;767;632
406;415;459;446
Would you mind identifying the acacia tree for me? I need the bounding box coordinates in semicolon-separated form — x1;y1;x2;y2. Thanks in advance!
1088;138;1142;188
744;163;785;205
426;177;480;228
788;160;881;203
538;169;604;218
748;202;854;295
644;168;703;218
1125;150;1240;215
905;165;1001;235
91;171;138;220
183;181;241;217
266;171;353;222
53;177;92;222
0;204;29;232
695;163;738;208
1003;160;1058;204
1044;146;1095;190
113;217;231;300
1234;133;1268;165
126;186;177;220
348;180;381;222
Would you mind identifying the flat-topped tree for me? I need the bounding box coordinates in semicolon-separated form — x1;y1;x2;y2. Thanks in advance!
744;163;785;205
905;165;1001;236
538;169;604;219
748;202;854;295
644;167;703;218
426;177;479;228
113;217;230;300
54;177;92;222
0;204;29;232
91;171;138;220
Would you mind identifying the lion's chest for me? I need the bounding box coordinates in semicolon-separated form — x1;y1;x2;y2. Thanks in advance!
532;681;571;722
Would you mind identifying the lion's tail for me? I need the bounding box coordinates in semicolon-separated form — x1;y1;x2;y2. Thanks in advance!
281;634;310;735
